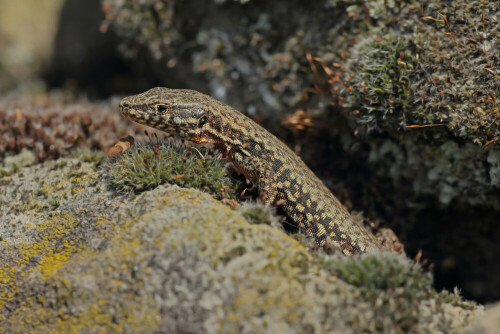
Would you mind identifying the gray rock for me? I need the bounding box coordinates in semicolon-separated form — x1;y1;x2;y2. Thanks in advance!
0;155;483;333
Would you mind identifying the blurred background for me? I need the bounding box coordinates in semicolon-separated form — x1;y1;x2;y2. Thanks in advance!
0;0;498;304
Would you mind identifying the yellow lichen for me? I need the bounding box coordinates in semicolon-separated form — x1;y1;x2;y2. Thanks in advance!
0;212;88;310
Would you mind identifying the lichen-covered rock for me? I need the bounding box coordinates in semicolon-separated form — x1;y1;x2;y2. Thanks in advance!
0;154;483;333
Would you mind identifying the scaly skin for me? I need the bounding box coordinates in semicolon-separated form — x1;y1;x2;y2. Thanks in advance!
119;87;382;255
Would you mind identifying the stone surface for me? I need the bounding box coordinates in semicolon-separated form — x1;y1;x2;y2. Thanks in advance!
0;154;483;333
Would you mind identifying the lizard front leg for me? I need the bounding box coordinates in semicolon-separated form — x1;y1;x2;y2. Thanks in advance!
257;167;278;205
229;147;278;204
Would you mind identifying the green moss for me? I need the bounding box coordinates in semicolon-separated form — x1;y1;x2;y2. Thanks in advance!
338;0;500;209
347;36;416;133
236;201;282;229
321;253;432;294
104;141;240;199
412;0;498;143
320;253;477;332
345;1;499;144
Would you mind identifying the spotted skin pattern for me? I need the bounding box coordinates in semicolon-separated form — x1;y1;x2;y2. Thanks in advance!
120;87;382;255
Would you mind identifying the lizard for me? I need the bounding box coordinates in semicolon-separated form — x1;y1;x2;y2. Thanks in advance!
119;87;382;255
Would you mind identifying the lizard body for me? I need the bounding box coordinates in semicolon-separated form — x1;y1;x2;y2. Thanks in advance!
120;87;382;255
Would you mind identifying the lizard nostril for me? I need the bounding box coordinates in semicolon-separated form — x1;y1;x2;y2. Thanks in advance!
121;102;129;108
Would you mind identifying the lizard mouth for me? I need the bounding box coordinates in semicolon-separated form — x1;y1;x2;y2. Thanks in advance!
118;100;150;125
118;100;131;117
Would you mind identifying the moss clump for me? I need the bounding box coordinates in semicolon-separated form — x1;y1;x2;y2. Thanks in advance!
321;253;477;332
345;1;499;144
322;253;431;294
347;36;416;133
236;201;282;230
412;0;498;143
104;141;240;199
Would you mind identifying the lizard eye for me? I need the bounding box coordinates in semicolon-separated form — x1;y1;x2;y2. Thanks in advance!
198;116;207;127
156;104;168;113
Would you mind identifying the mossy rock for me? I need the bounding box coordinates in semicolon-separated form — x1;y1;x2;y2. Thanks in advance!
0;154;483;333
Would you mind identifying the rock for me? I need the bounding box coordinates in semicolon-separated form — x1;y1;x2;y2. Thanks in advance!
0;154;483;333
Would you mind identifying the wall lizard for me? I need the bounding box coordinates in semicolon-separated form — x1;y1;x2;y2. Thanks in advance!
119;87;382;255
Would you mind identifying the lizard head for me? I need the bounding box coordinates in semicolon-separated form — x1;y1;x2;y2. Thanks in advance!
119;87;211;141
